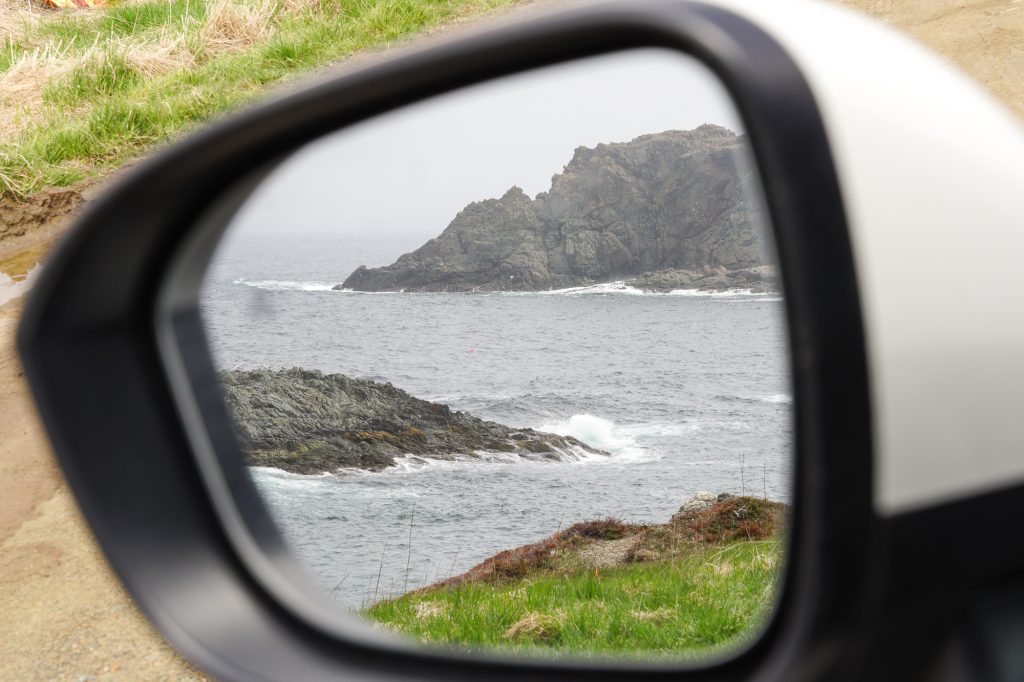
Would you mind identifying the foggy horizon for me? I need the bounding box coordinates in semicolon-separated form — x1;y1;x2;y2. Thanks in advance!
219;48;748;259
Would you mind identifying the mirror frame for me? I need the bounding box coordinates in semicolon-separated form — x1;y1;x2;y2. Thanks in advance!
17;2;872;681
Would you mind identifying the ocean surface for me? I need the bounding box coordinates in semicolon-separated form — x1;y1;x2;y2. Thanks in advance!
201;231;792;609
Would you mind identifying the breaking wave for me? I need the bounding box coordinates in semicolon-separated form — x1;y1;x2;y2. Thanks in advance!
666;288;776;298
330;447;607;478
537;414;663;463
232;278;337;292
757;394;792;404
539;414;628;449
535;282;646;296
499;281;779;298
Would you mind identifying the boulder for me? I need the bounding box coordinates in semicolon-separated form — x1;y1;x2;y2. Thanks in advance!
678;491;719;513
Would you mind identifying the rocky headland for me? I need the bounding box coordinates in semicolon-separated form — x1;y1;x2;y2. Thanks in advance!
338;125;778;294
219;368;605;474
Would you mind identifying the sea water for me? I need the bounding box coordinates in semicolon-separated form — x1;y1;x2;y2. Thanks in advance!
201;231;792;608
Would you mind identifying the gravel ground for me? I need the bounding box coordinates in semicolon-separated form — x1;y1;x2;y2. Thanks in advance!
577;536;640;569
1;0;1022;679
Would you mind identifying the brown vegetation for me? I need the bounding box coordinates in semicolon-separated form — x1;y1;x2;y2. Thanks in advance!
424;498;786;591
626;497;786;564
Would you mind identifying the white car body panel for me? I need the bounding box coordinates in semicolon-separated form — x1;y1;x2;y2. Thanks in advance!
717;0;1024;514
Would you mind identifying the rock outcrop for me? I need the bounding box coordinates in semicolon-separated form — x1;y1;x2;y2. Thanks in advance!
625;265;777;294
339;126;776;293
675;491;736;515
220;368;605;474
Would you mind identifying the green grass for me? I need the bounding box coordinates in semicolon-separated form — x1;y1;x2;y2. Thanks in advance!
41;54;142;106
37;0;212;48
0;0;523;199
365;539;782;658
362;499;788;658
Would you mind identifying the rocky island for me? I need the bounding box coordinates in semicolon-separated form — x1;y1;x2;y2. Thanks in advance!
219;368;605;474
338;125;778;294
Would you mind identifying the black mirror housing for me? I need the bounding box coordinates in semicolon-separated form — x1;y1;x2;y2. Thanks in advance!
17;2;873;680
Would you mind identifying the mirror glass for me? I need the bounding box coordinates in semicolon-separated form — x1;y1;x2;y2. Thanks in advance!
199;49;791;661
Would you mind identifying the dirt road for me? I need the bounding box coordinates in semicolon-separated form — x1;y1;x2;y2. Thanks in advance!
0;307;211;681
2;0;1022;679
836;0;1024;119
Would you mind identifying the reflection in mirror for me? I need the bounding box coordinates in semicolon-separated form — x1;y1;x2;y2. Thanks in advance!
200;49;791;660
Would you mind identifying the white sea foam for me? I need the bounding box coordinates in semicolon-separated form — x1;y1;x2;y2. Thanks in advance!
351;486;422;500
757;394;792;404
249;467;337;502
722;296;784;303
540;414;622;448
547;415;750;443
617;422;703;438
332;454;525;479
322;442;622;480
330;288;403;294
250;466;335;479
233;278;338;292
497;281;780;298
666;288;774;298
539;281;646;296
252;414;756;482
232;277;781;299
536;414;656;462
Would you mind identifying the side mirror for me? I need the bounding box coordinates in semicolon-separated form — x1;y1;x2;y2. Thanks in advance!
17;1;1024;680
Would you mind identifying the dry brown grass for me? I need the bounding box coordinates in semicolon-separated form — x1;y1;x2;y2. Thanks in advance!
413;600;447;620
121;35;195;75
278;0;320;16
0;0;51;34
629;606;674;623
199;0;276;54
0;35;198;138
0;0;306;141
424;518;643;589
1;44;77;108
504;611;563;641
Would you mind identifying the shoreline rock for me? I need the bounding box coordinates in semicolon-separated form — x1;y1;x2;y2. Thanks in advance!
219;368;606;474
625;265;778;294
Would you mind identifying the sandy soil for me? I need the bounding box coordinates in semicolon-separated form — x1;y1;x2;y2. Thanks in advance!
0;311;211;681
835;0;1024;120
1;0;1022;679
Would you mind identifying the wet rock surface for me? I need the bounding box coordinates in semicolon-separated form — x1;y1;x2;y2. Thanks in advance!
339;126;777;293
219;368;606;474
625;264;778;293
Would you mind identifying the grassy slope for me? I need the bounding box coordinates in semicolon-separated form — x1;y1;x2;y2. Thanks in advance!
365;497;786;658
0;0;522;199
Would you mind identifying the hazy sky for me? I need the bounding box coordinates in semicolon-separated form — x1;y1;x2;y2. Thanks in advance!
225;49;746;248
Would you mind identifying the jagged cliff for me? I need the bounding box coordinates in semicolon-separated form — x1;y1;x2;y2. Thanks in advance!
339;125;775;293
220;368;605;474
